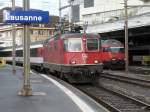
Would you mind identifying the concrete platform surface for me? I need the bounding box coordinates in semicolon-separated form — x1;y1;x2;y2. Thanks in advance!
0;65;109;112
103;67;150;81
129;66;150;75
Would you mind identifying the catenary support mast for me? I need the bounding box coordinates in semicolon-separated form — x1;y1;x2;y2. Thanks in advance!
19;0;32;96
12;0;16;73
124;0;129;72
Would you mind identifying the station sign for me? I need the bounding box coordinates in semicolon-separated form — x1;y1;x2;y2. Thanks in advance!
3;10;49;23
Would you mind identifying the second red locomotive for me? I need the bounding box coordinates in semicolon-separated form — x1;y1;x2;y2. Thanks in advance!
101;39;125;69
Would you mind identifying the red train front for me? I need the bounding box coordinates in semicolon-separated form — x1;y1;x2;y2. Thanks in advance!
43;33;103;83
101;39;125;69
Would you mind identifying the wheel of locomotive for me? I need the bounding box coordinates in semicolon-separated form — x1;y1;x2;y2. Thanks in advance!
92;73;100;84
60;72;68;82
110;65;115;70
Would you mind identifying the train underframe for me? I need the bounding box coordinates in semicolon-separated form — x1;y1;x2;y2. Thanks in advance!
103;60;125;70
6;60;103;83
43;63;103;83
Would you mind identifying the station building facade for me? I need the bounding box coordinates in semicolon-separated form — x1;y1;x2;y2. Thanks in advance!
71;0;143;25
70;0;150;65
0;25;55;47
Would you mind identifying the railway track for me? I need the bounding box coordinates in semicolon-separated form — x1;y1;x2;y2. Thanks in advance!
101;73;150;88
33;68;150;111
75;84;150;112
99;73;150;104
129;66;150;75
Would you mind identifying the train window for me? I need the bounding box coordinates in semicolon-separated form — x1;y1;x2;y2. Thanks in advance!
99;39;102;51
63;39;68;51
0;51;10;57
16;50;23;57
65;38;82;52
110;47;124;53
102;48;110;52
30;48;37;57
119;48;124;53
87;39;99;51
103;47;124;53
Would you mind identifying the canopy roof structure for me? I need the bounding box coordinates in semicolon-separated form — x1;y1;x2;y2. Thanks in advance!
86;8;150;33
140;0;150;2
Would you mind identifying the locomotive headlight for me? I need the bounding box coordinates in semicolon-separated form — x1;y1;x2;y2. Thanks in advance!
94;60;98;64
112;58;116;61
71;60;76;64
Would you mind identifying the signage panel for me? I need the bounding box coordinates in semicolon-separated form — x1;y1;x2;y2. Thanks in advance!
3;10;49;23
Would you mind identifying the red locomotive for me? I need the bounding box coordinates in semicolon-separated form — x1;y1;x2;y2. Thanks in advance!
0;33;103;83
42;33;103;83
101;39;125;69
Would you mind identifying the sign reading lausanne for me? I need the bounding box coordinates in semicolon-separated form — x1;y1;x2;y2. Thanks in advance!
3;10;49;23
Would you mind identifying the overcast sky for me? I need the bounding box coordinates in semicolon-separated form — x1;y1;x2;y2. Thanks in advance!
0;0;144;16
0;0;68;16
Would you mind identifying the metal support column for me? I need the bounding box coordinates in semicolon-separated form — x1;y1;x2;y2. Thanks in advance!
19;0;32;96
69;0;73;31
12;0;16;73
124;0;129;72
59;0;61;33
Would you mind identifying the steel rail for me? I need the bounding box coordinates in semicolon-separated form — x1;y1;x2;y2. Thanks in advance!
101;73;150;88
75;85;121;112
98;86;150;110
76;85;150;112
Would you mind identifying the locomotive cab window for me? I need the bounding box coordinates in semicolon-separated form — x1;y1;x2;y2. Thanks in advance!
103;47;124;53
87;39;99;51
63;38;82;52
63;39;68;51
110;47;124;53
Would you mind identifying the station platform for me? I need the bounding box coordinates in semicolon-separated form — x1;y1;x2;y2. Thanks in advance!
103;67;150;81
0;65;109;112
129;66;150;75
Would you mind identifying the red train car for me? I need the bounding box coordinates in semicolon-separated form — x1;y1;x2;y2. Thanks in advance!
0;33;103;83
101;39;125;69
42;33;103;83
